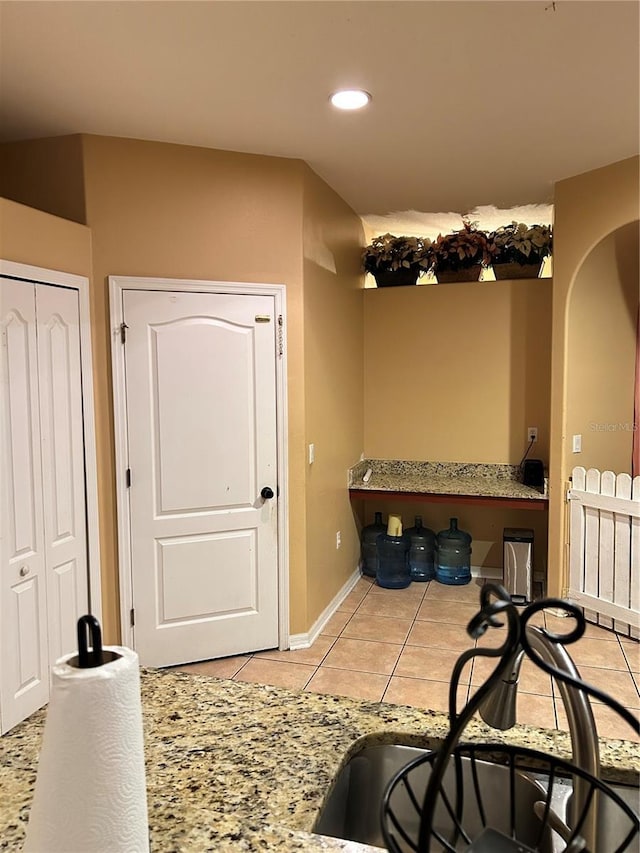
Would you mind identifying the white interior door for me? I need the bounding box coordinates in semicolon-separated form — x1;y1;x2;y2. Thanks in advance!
0;278;49;732
122;289;279;667
36;285;89;663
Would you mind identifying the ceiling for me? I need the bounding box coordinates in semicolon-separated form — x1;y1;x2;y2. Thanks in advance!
0;1;638;220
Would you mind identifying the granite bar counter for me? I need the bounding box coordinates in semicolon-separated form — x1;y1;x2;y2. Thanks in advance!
1;669;637;852
349;459;548;510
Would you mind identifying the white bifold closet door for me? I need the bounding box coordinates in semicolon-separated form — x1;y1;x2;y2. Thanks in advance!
1;278;88;733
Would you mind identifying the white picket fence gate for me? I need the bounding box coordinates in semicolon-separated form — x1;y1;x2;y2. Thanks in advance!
568;466;640;638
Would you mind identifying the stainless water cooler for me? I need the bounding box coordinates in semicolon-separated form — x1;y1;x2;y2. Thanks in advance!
503;528;534;604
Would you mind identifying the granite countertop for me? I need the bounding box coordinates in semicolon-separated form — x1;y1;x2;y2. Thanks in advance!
1;669;638;852
349;459;548;503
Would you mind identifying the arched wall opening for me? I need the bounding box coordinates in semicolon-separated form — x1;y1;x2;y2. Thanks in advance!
546;156;639;599
565;221;639;477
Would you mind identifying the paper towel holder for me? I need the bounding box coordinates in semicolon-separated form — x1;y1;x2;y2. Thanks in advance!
67;615;121;669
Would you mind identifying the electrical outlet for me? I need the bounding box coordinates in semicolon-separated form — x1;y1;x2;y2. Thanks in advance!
527;427;538;443
336;531;341;549
572;434;582;453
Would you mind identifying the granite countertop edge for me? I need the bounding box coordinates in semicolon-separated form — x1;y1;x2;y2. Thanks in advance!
1;668;637;852
349;459;547;501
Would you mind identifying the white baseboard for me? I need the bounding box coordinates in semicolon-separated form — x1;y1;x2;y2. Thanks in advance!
472;565;501;579
289;563;545;649
473;567;546;585
289;565;361;650
543;606;572;617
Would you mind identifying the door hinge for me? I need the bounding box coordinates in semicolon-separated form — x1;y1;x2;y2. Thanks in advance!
277;314;284;357
126;468;131;488
120;322;128;344
130;607;135;627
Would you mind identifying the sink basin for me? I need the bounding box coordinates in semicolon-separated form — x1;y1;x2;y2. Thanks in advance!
556;786;640;853
314;743;639;852
314;743;554;851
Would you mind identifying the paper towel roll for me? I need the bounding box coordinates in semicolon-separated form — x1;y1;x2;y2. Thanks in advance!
24;645;149;853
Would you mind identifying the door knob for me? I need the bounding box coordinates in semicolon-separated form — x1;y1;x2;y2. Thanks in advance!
261;486;275;500
19;566;29;577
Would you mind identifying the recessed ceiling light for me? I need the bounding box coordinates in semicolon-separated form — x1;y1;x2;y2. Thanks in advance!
330;89;371;110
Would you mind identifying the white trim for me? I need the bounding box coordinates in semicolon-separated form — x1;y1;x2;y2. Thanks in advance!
288;565;505;650
0;260;88;291
471;565;501;579
109;282;134;648
108;276;289;651
0;259;102;623
289;566;362;650
567;488;640;517
568;590;639;626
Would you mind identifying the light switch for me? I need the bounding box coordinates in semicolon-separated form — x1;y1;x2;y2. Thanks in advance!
309;443;315;464
572;434;582;453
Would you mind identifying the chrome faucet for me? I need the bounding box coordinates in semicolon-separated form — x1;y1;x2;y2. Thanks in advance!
479;623;599;850
401;586;637;852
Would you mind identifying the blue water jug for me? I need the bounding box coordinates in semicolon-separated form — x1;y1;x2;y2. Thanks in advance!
376;515;411;589
436;518;472;585
360;512;386;578
405;516;436;582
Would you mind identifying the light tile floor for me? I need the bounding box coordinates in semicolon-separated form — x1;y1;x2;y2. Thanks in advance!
175;575;640;742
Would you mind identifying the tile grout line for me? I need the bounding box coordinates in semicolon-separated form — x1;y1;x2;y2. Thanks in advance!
310;578;378;693
543;610;561;731
348;578;431;703
355;578;408;700
301;634;340;690
383;581;483;709
196;577;639;727
301;577;377;688
351;578;398;700
381;579;429;703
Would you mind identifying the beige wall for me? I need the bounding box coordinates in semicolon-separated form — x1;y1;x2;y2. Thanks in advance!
364;278;552;464
0;197;91;275
302;165;364;626
362;278;552;578
0;134;366;644
0;136;86;225
6;133;636;633
566;222;639;473
549;156;640;597
78;135;309;640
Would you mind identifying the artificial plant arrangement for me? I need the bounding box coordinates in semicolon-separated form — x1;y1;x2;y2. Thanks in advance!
428;220;493;282
487;221;553;279
362;233;432;287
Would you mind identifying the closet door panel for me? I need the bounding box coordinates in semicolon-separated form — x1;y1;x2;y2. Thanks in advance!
0;278;49;734
36;285;88;664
